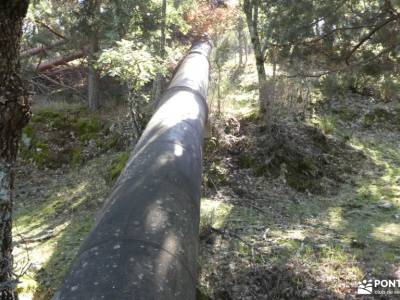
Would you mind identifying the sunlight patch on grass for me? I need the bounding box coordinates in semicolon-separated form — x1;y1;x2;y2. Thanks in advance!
324;207;344;229
13;152;114;298
200;198;233;229
14;180;90;236
208;51;259;117
314;115;337;135
223;99;257;117
285;229;306;241
16;277;38;298
70;182;89;210
371;223;400;243
318;244;348;262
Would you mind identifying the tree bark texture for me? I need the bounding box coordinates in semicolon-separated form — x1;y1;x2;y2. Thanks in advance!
237;17;245;66
243;0;267;113
88;31;99;110
85;0;100;111
151;0;167;107
160;0;167;58
0;1;30;299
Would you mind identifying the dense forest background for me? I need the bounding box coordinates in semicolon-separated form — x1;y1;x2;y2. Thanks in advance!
0;0;399;299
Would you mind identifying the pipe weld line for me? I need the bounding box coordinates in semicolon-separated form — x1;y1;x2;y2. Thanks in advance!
133;139;202;158
167;84;207;103
134;119;205;153
187;50;211;66
76;237;197;282
143;114;205;140
162;85;209;115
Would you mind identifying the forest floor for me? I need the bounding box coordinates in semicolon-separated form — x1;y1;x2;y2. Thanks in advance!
197;57;400;299
13;61;400;299
13;101;132;299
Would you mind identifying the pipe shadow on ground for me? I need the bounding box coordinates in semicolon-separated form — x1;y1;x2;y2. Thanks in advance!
18;111;206;299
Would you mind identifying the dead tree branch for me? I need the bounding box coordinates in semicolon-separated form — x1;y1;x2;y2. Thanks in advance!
35;50;86;72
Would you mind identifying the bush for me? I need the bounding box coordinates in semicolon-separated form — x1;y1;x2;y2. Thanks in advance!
318;73;350;97
318;71;400;102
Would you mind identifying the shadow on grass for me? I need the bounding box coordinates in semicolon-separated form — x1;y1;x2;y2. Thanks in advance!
19;92;207;299
13;158;111;299
13;107;399;299
199;120;400;299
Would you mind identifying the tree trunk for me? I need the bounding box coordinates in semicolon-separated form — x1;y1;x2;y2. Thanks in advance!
217;65;222;115
255;52;267;113
160;0;167;58
244;29;248;65
237;17;244;67
151;73;164;109
243;0;267;113
85;0;100;111
152;0;167;107
35;50;85;72
0;1;30;299
88;33;99;111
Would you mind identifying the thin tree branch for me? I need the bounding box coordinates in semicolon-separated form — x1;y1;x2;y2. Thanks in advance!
35;73;87;100
35;50;86;72
346;15;399;65
271;23;378;49
283;43;397;78
35;20;68;40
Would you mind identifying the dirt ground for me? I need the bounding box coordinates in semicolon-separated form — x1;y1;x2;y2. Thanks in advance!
12;62;400;300
198;90;400;299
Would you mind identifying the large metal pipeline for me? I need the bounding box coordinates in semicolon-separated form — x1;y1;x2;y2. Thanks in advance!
53;40;212;300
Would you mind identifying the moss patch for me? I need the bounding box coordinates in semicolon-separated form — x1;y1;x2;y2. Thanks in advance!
13;152;112;299
19;104;122;169
106;151;130;184
73;116;103;141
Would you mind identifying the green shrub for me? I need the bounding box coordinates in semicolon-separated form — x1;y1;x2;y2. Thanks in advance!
318;74;348;97
106;152;130;184
73;116;103;141
381;75;400;102
319;116;336;135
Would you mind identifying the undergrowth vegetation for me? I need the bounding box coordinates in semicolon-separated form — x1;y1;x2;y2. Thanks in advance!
199;16;400;298
8;1;399;299
20;103;127;169
14;102;134;299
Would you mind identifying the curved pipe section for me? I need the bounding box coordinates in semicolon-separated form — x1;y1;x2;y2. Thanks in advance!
53;40;212;300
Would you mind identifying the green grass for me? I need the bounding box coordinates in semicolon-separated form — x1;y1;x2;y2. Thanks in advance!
106;151;130;184
14;177;97;296
13;151;123;299
19;103;122;169
199;44;400;298
315;115;337;135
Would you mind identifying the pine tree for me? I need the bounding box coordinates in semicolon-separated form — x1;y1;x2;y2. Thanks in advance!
0;1;30;299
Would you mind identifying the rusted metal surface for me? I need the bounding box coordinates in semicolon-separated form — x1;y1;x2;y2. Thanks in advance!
53;40;212;300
